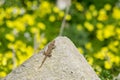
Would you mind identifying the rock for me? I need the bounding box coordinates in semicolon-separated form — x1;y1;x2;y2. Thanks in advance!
4;36;100;80
114;73;120;80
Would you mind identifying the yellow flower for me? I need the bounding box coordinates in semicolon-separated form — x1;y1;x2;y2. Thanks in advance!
14;20;26;32
95;65;102;72
92;10;98;17
5;33;15;42
53;7;60;13
87;57;93;65
59;11;64;18
30;27;38;34
0;8;5;17
103;25;115;39
27;18;34;26
65;14;71;21
16;50;29;65
37;22;46;30
14;40;26;50
98;9;108;21
35;37;47;50
26;1;32;8
35;33;41;43
16;51;21;59
113;41;119;46
96;30;104;41
21;47;27;52
108;43;118;53
39;1;51;17
7;43;13;49
116;28;120;34
8;64;13;69
118;35;120;40
26;46;33;57
85;11;92;20
0;71;6;77
76;24;83;31
88;5;97;17
112;7;120;19
41;1;50;8
19;56;27;65
99;9;106;15
85;42;92;50
96;22;104;29
104;4;111;11
22;14;34;26
101;47;108;52
89;5;95;11
112;56;120;65
104;61;112;69
42;38;47;44
6;20;14;28
6;7;13;14
78;47;84;54
84;21;94;32
94;47;108;60
49;15;56;22
39;44;45;49
75;3;84;11
94;52;104;60
2;57;7;66
5;51;12;58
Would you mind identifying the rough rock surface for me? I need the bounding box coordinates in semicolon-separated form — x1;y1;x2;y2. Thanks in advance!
4;36;100;80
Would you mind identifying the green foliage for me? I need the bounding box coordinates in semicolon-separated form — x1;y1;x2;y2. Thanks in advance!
100;70;113;80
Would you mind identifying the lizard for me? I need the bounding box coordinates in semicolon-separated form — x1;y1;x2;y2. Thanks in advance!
39;40;55;69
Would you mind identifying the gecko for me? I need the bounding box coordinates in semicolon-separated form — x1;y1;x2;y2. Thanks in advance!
39;40;55;69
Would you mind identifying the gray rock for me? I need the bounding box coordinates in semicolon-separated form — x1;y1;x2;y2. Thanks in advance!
114;73;120;80
4;36;100;80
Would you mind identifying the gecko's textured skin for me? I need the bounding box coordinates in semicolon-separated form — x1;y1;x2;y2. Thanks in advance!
39;40;55;69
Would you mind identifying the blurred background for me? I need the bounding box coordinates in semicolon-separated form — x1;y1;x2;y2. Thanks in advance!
0;0;120;79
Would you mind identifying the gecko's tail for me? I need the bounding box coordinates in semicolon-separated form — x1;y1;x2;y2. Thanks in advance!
38;64;42;69
38;56;47;69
